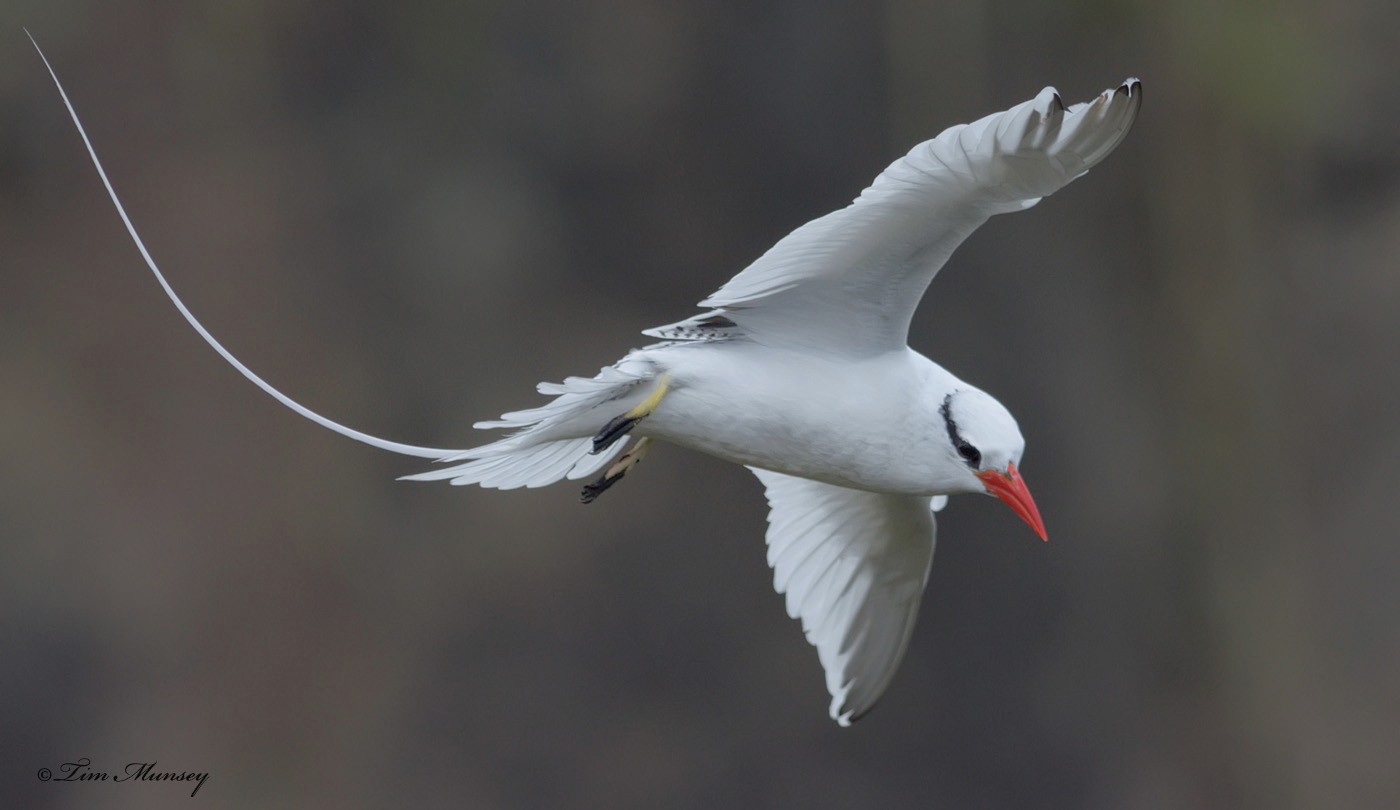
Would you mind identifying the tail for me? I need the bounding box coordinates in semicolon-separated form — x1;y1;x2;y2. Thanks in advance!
31;30;648;490
400;363;654;489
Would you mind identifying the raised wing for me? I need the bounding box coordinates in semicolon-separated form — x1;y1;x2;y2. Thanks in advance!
648;80;1141;356
749;467;939;725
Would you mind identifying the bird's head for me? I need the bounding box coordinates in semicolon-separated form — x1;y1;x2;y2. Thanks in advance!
939;389;1048;541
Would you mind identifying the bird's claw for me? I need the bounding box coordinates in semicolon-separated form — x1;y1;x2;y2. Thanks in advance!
590;374;671;454
581;438;652;504
591;413;641;454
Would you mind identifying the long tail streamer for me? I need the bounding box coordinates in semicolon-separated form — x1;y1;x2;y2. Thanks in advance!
27;30;462;460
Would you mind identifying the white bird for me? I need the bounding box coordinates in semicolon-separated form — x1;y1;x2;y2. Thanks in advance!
32;34;1140;726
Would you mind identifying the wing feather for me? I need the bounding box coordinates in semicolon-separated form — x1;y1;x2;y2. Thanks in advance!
665;80;1141;356
749;467;939;725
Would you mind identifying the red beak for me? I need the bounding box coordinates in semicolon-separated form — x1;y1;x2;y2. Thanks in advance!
976;462;1048;541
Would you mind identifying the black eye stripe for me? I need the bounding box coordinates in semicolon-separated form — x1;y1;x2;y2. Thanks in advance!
941;393;982;469
940;394;959;446
957;442;982;466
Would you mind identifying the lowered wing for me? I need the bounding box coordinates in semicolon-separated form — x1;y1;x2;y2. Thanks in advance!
750;467;943;725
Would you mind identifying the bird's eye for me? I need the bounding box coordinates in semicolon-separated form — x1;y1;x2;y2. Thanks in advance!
957;441;981;467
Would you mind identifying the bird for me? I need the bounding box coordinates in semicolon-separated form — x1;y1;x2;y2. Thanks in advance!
32;33;1140;726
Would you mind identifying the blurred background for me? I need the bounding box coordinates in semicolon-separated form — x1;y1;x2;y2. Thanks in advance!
2;1;1398;808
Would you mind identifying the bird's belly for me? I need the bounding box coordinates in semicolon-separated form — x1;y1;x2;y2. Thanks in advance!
639;347;938;495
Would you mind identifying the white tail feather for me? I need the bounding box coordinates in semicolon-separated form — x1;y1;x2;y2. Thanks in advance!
32;31;656;492
402;362;653;487
399;436;630;489
28;30;462;461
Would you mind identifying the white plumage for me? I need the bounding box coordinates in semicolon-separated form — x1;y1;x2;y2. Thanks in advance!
752;468;943;725
32;31;1140;724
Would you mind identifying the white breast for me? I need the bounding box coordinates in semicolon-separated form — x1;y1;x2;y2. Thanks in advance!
637;343;964;495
